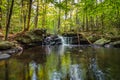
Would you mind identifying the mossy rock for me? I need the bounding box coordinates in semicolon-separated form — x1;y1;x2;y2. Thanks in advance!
32;29;47;35
16;29;44;44
25;32;43;42
94;38;110;46
109;41;120;48
0;41;14;50
16;35;32;44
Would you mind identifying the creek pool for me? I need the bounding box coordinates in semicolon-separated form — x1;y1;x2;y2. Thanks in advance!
0;45;120;80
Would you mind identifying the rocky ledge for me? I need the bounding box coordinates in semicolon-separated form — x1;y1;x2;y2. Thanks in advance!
93;36;120;48
0;41;23;60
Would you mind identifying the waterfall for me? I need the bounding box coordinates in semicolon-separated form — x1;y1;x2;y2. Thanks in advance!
64;37;73;45
58;36;73;45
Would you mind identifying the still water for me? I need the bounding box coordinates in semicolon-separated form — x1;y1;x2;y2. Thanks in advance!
0;45;120;80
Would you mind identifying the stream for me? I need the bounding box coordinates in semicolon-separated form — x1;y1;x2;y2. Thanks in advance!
0;45;120;80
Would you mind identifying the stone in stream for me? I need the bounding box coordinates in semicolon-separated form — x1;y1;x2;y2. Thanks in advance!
0;53;11;60
0;41;23;60
109;41;120;48
0;41;14;50
44;35;63;45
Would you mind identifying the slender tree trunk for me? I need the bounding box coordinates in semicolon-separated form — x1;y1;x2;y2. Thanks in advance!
70;10;73;31
0;0;2;29
76;9;79;29
5;0;14;40
86;14;89;31
57;0;61;33
64;0;67;31
82;13;85;31
90;16;94;31
85;0;88;31
42;1;46;28
100;0;104;33
95;0;98;30
34;0;39;28
26;0;32;31
65;0;67;20
21;0;27;31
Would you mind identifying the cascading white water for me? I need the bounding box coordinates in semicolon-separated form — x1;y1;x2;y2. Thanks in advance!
58;35;65;45
58;36;73;45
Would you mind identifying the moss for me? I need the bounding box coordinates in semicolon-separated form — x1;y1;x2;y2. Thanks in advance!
16;29;44;45
94;38;110;46
0;41;14;50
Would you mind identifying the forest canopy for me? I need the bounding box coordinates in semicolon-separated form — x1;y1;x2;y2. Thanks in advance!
0;0;120;40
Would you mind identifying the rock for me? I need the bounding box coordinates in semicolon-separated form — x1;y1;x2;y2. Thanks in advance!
44;35;63;45
94;38;110;46
109;41;120;48
16;35;32;44
0;46;23;58
0;41;14;50
16;29;46;46
0;54;11;60
62;33;90;45
33;29;47;35
5;46;23;55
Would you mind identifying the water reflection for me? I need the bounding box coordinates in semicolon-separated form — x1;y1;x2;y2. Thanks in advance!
0;46;120;80
88;51;105;80
70;64;83;80
30;61;38;80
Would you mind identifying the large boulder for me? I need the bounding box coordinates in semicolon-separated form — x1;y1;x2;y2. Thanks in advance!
0;41;14;50
16;29;46;46
94;38;110;46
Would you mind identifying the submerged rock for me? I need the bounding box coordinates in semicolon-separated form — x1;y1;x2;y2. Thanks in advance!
0;41;14;50
0;53;11;60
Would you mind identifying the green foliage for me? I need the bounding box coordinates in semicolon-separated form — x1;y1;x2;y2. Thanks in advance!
0;0;120;36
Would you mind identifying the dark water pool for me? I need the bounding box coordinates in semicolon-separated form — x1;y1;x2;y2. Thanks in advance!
0;45;120;80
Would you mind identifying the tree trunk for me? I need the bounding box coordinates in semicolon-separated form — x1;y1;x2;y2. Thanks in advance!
5;0;14;40
34;0;39;28
90;16;94;31
57;0;61;33
82;13;85;31
85;0;88;31
26;0;32;31
95;0;98;30
0;0;2;29
21;0;27;31
42;1;46;28
65;0;67;20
